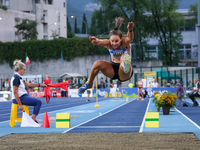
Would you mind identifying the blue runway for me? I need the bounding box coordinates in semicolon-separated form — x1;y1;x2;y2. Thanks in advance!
0;97;200;139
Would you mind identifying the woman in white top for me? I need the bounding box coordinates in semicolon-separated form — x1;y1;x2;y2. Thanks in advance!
11;60;46;125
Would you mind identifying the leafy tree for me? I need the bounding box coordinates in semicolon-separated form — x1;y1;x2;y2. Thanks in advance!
67;16;74;38
90;11;100;35
89;9;109;36
74;17;80;33
81;13;88;34
93;0;150;44
0;5;7;10
67;29;75;38
146;0;184;65
15;19;38;41
189;2;197;25
67;16;72;31
94;0;184;65
50;30;59;39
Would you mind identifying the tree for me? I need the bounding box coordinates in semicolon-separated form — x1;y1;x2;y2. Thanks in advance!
189;2;197;25
67;29;75;38
74;17;80;33
89;8;110;36
67;16;74;38
15;19;38;41
94;0;151;44
67;16;72;32
146;0;184;65
81;13;88;34
94;0;184;65
50;30;59;39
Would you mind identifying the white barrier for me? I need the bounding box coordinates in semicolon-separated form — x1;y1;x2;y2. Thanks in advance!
68;89;93;97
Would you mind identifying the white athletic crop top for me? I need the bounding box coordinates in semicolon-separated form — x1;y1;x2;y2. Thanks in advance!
109;48;129;59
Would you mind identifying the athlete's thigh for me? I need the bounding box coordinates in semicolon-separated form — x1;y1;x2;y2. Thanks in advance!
98;60;115;79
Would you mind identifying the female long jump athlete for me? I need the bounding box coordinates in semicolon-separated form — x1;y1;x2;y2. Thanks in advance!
79;17;134;94
136;77;144;101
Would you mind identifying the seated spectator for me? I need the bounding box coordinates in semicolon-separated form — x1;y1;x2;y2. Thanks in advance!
117;80;122;88
100;78;105;88
147;82;152;87
152;80;160;87
188;80;192;90
188;78;199;107
2;80;5;91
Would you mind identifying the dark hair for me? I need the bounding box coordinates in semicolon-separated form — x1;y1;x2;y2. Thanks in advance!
109;17;124;39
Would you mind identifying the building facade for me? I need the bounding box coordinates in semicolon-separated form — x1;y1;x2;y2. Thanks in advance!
0;0;67;42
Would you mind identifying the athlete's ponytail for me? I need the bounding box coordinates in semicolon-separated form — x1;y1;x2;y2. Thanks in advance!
114;17;124;31
109;17;124;38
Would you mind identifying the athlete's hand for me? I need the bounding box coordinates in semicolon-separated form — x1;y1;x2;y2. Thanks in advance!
127;22;134;31
89;36;99;44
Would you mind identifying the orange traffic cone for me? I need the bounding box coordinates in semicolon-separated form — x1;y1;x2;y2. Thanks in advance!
43;112;50;128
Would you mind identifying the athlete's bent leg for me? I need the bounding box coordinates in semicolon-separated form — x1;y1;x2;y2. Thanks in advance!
78;60;115;94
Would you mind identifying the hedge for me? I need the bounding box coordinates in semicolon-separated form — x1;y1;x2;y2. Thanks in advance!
0;38;109;67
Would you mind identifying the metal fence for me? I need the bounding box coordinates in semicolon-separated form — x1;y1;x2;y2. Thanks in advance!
134;67;200;88
0;76;85;91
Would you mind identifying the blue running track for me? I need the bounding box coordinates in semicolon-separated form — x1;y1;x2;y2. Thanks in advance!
0;97;200;139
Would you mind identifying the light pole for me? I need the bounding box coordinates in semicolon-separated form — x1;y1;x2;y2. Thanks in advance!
71;16;87;35
47;22;57;39
48;22;57;27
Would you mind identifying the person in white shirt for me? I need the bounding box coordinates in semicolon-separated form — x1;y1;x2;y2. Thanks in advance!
11;60;46;125
152;80;160;87
147;82;152;87
188;78;199;107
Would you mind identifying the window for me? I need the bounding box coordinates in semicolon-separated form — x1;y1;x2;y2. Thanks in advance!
185;44;191;49
179;19;195;31
185;19;195;31
149;45;156;50
58;12;60;23
5;0;10;7
63;2;65;7
58;25;60;35
179;44;184;49
0;0;2;6
48;0;53;4
35;0;40;3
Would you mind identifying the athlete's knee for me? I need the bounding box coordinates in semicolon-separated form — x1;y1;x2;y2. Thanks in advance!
93;60;103;68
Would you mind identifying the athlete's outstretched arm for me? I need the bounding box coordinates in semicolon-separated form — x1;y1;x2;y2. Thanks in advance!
125;22;134;44
89;36;110;47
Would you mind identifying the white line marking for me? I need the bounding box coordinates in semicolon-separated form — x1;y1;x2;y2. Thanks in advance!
175;107;200;129
0;98;125;123
139;98;151;132
77;126;140;128
63;98;136;133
